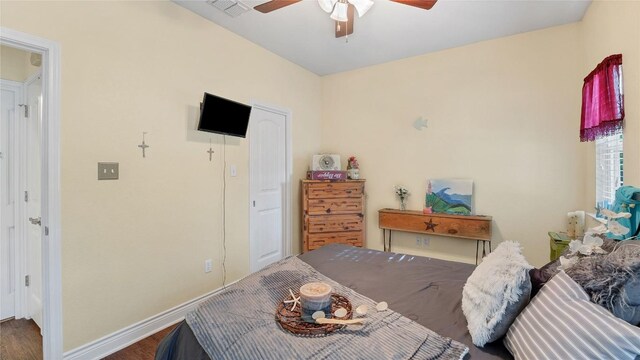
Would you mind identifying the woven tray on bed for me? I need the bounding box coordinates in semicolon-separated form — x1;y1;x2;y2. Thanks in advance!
275;293;353;337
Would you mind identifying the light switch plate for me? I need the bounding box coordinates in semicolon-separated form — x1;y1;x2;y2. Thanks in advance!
98;162;119;180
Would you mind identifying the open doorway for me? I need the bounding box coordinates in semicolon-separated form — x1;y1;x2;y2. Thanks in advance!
1;43;44;359
0;28;62;360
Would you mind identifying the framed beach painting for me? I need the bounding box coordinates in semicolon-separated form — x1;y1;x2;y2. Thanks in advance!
425;179;474;215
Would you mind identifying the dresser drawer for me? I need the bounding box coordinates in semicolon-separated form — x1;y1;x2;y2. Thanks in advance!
307;182;363;199
307;198;362;215
307;214;363;233
307;232;363;250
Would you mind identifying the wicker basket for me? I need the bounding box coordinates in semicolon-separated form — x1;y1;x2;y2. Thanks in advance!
275;293;353;337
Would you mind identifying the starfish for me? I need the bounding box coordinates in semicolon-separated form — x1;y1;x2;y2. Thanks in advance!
283;289;301;311
425;219;439;232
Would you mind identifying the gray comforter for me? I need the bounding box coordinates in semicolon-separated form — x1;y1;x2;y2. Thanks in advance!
186;256;469;359
156;245;512;359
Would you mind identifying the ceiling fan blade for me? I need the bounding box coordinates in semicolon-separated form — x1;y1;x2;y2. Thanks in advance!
391;0;438;11
254;0;301;14
335;4;355;38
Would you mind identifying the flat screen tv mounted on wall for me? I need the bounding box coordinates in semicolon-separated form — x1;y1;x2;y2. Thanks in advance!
197;92;252;138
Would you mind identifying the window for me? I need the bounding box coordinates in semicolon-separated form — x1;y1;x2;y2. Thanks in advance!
580;54;624;142
595;132;623;209
581;54;624;211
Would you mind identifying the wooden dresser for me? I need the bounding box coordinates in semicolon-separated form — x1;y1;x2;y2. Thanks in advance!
302;180;366;252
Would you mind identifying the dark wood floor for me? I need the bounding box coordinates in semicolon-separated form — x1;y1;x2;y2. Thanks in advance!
0;318;176;360
103;323;177;360
0;318;42;360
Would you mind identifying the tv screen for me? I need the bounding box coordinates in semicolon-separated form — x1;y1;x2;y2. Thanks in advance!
197;92;252;138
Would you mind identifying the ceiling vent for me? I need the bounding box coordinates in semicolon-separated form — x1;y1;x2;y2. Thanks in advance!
207;0;250;17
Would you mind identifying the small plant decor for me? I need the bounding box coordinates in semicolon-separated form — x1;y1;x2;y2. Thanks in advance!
394;185;410;211
347;156;360;179
347;156;359;169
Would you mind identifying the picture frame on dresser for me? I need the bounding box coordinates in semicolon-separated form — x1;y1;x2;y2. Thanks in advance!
301;180;366;252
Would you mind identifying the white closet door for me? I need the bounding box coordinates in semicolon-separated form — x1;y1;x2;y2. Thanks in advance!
249;107;286;272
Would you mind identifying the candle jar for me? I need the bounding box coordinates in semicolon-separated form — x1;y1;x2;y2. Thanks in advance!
299;282;333;322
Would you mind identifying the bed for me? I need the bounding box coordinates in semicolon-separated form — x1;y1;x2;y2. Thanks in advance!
155;244;512;360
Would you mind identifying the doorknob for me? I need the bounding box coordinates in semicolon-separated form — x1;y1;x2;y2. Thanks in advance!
29;217;41;226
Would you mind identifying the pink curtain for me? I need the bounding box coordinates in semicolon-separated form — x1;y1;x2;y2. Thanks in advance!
580;54;624;142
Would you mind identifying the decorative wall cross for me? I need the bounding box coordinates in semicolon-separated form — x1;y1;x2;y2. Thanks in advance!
207;139;215;161
138;132;149;158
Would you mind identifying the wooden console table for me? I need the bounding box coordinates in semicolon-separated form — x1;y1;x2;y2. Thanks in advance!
378;209;492;264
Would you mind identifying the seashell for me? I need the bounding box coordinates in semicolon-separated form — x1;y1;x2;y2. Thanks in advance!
334;307;347;318
355;304;368;315
312;311;326;320
376;301;388;311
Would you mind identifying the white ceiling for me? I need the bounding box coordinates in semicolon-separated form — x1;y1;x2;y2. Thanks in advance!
175;0;591;76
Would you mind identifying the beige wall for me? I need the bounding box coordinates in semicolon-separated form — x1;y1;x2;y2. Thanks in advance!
580;0;640;209
0;45;40;82
320;0;639;268
0;1;322;351
322;23;587;267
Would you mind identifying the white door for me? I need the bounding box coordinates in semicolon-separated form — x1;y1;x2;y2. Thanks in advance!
25;73;42;329
249;107;287;272
0;81;21;320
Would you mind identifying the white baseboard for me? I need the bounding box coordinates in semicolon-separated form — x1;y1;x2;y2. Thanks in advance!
63;280;238;360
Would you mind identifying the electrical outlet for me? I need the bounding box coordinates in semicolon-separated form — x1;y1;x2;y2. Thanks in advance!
416;237;422;246
230;165;237;177
205;259;213;273
422;237;430;247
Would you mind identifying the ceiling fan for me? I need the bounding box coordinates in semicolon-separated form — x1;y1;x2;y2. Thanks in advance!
253;0;438;38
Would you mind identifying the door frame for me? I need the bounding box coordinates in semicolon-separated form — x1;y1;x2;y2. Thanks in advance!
248;101;292;272
1;27;63;359
0;79;24;320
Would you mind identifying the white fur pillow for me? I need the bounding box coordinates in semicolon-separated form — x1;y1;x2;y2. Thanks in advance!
462;241;533;347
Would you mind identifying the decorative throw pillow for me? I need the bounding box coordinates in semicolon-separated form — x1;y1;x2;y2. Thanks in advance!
566;240;640;325
529;258;560;298
462;241;533;347
504;271;640;359
618;276;640;325
529;238;623;298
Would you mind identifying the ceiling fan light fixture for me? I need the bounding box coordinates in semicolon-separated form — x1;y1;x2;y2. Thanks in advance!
347;0;373;17
330;2;349;22
318;0;337;13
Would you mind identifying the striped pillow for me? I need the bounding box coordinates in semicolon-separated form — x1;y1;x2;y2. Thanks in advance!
504;271;640;360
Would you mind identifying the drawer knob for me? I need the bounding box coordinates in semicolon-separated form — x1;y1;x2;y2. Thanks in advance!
448;229;458;234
